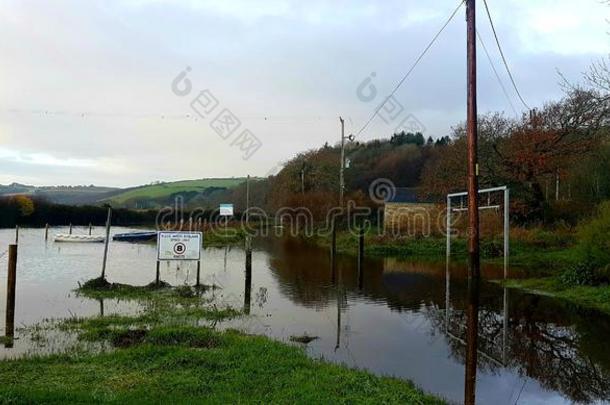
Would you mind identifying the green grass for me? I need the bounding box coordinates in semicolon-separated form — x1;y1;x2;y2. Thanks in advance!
307;230;580;273
0;327;443;404
0;280;443;404
107;178;246;205
500;278;610;315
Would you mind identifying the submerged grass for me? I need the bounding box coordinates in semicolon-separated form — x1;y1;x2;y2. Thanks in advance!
308;230;581;273
0;326;444;404
1;279;444;404
500;278;610;315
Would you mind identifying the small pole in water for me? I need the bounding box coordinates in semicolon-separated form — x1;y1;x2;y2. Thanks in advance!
101;206;112;280
155;260;160;285
197;217;202;231
15;225;18;244
5;244;17;347
357;226;364;280
188;217;193;232
245;174;250;224
196;260;201;287
89;222;92;235
244;240;252;315
245;236;252;270
330;223;337;262
69;223;73;235
45;223;49;241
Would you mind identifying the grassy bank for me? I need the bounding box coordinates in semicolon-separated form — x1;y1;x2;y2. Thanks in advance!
306;229;579;273
0;281;444;404
499;278;610;315
0;327;442;403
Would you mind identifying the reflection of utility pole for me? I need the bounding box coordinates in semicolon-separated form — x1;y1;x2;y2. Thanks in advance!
502;287;509;364
339;116;345;208
335;261;341;352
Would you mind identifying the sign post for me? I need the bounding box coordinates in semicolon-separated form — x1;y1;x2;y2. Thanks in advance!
157;231;202;285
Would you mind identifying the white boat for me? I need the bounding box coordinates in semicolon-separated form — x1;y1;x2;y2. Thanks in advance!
54;234;105;243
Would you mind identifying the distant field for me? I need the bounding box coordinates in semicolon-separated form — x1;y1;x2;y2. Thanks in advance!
106;178;246;205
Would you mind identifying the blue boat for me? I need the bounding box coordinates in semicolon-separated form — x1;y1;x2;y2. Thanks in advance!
112;231;157;242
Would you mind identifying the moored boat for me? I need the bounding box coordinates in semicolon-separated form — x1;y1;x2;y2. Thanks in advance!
112;231;157;242
54;234;105;243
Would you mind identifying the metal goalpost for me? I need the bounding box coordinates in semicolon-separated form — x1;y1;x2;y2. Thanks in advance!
446;185;510;278
444;186;511;365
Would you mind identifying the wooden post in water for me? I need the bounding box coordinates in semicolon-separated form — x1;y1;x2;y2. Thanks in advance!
245;236;252;269
330;223;337;262
357;226;364;289
100;206;112;280
44;223;49;241
155;260;160;285
244;236;252;314
188;217;193;232
196;260;201;287
15;226;18;244
69;223;73;235
5;244;17;347
88;223;92;235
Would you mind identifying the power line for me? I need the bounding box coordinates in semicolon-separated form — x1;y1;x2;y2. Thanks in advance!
356;0;465;136
482;0;530;110
476;29;518;116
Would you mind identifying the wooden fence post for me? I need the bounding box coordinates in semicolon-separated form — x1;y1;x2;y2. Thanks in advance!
5;244;17;346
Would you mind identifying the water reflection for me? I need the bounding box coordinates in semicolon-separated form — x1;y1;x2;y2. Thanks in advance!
1;230;610;404
464;277;480;405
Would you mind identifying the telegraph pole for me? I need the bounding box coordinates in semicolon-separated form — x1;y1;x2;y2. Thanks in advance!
339;116;345;208
245;174;250;223
464;0;480;404
466;0;480;280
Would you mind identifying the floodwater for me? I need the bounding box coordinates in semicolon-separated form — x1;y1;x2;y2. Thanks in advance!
1;227;609;404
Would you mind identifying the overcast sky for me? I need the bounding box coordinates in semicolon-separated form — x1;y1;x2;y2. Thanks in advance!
0;0;608;187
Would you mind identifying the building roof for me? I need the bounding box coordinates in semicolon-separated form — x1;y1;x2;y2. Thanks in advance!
387;187;430;204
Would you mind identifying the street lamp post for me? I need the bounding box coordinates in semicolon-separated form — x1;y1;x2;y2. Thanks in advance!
339;116;354;208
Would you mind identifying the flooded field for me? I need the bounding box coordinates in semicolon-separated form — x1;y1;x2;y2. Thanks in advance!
1;227;609;404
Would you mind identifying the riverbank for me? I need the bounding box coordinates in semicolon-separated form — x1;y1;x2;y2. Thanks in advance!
499;278;610;315
0;282;444;404
305;228;578;273
304;228;610;314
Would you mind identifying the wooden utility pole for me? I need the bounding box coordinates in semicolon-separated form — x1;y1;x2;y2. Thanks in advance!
464;0;480;403
466;0;480;280
44;223;49;241
245;174;250;223
101;206;112;279
339;116;345;208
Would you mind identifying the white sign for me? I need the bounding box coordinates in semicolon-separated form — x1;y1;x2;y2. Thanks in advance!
219;203;234;216
157;232;202;261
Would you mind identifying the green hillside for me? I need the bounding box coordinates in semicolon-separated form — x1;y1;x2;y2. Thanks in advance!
105;178;246;207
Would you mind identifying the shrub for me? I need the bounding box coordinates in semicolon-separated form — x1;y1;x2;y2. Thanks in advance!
560;260;599;286
576;201;610;270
